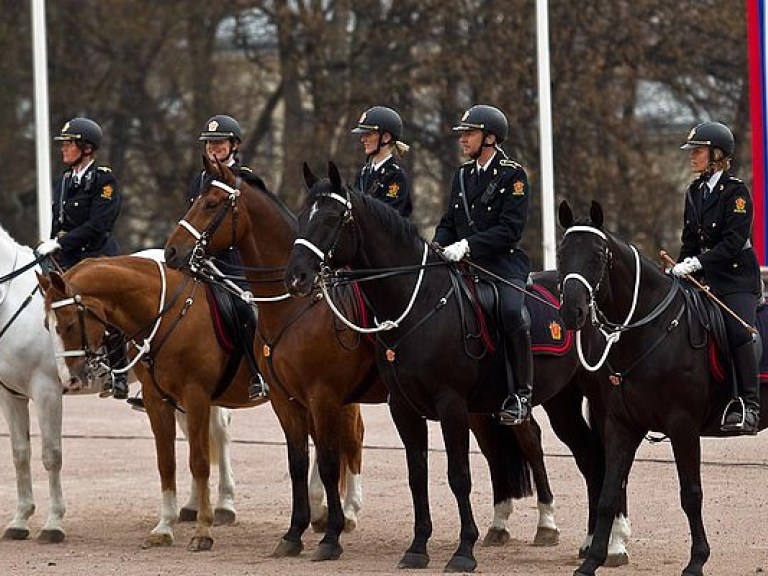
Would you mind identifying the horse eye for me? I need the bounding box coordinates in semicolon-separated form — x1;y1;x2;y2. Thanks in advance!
204;200;218;210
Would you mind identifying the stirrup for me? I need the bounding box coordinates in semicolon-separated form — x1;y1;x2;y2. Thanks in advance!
498;395;530;426
249;374;269;400
720;398;759;434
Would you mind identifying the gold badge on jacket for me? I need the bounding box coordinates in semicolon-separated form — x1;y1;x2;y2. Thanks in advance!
734;196;747;214
386;183;400;198
100;184;113;200
512;180;525;195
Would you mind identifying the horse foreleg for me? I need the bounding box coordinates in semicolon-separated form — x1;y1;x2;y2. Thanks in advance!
184;394;214;552
143;392;178;548
575;418;643;576
438;402;478;573
669;429;709;576
209;407;236;526
270;395;310;558
0;391;35;540
390;399;432;570
32;385;65;543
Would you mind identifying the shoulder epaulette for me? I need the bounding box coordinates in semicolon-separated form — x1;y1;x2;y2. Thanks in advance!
728;176;743;183
461;160;474;167
97;166;112;173
239;166;253;173
499;159;521;169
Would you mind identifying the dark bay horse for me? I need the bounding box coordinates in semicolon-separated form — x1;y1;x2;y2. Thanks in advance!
556;200;768;576
164;158;578;564
282;162;625;572
39;255;268;551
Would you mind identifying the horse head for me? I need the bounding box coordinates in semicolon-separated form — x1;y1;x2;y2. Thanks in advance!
285;161;358;297
38;271;112;392
165;156;250;270
557;200;611;330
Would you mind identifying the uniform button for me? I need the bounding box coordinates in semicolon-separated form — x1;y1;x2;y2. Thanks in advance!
487;206;492;211
74;202;79;206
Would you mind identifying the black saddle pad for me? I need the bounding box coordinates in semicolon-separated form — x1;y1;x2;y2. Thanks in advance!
526;283;572;356
758;304;768;382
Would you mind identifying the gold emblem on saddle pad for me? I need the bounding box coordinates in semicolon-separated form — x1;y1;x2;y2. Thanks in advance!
734;197;747;214
208;120;219;131
262;344;271;358
548;321;562;341
386;349;396;363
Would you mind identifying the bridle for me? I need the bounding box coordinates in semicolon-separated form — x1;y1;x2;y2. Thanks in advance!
292;187;429;333
177;178;241;272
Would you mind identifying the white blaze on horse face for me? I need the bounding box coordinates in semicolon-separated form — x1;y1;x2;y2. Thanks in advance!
47;309;77;389
309;201;319;222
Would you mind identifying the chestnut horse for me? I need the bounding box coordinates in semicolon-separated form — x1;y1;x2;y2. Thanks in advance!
39;255;267;551
164;159;628;568
0;225;235;546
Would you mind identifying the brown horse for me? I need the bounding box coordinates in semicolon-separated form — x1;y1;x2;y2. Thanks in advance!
163;158;615;567
38;255;268;552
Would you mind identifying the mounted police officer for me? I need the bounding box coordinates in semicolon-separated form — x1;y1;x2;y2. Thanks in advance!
351;106;413;218
191;114;268;400
36;117;128;400
673;121;762;435
433;105;533;425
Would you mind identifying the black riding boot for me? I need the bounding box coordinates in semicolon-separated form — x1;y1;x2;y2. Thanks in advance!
498;328;533;426
104;331;129;400
722;340;761;435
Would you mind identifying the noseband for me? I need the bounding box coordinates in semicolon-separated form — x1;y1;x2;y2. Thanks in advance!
178;178;242;269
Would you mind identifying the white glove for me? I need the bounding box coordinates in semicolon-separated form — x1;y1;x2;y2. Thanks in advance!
671;257;702;277
442;239;470;262
36;239;61;256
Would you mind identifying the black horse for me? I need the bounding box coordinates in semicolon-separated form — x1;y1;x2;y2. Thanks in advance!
284;162;626;571
557;200;768;576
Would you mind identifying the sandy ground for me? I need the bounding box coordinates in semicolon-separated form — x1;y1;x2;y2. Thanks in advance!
0;395;767;576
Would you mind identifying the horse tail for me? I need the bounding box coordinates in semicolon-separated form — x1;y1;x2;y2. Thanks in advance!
470;414;533;502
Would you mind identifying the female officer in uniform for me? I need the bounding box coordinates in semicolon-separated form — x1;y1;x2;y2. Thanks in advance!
673;121;761;434
36;117;128;399
432;104;533;426
351;106;413;218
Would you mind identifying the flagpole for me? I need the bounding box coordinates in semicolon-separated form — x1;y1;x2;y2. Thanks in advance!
31;0;52;241
536;0;556;269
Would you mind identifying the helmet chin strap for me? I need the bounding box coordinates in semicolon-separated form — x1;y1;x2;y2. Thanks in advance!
366;133;391;160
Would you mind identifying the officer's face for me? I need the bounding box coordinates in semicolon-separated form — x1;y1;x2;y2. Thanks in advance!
689;146;709;174
205;140;234;163
459;129;483;158
60;140;81;166
360;131;380;156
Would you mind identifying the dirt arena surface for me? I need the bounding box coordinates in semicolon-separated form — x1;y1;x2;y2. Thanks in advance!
1;395;767;576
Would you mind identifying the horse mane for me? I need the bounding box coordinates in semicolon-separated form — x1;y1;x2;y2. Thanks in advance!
308;178;422;248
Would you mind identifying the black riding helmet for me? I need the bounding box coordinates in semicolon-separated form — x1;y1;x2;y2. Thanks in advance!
680;121;734;158
351;106;403;141
199;114;243;142
453;104;508;145
54;117;103;149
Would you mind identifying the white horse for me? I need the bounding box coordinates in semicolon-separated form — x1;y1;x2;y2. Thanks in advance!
0;234;236;543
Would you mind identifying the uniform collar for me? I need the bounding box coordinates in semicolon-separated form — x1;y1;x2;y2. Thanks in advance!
476;152;496;174
371;154;393;172
71;159;94;183
705;170;723;192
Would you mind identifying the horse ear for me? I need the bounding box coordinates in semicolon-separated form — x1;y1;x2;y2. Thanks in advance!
328;161;342;190
558;200;574;229
202;154;215;175
303;162;318;189
590;201;604;229
36;272;50;294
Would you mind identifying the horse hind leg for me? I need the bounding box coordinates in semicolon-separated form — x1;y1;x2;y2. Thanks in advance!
209;407;236;526
32;386;66;543
309;455;328;533
184;397;215;552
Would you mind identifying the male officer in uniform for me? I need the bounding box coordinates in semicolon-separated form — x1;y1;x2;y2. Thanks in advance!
36;117;128;399
433;105;533;425
351;106;413;218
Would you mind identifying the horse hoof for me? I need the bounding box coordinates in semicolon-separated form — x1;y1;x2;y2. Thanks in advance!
533;526;560;547
398;551;430;569
604;552;629;567
187;536;214;552
482;527;510;547
343;516;358;533
142;533;174;548
38;529;65;543
444;554;477;573
178;507;197;522
2;527;29;540
311;541;343;562
272;538;303;558
213;508;236;526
